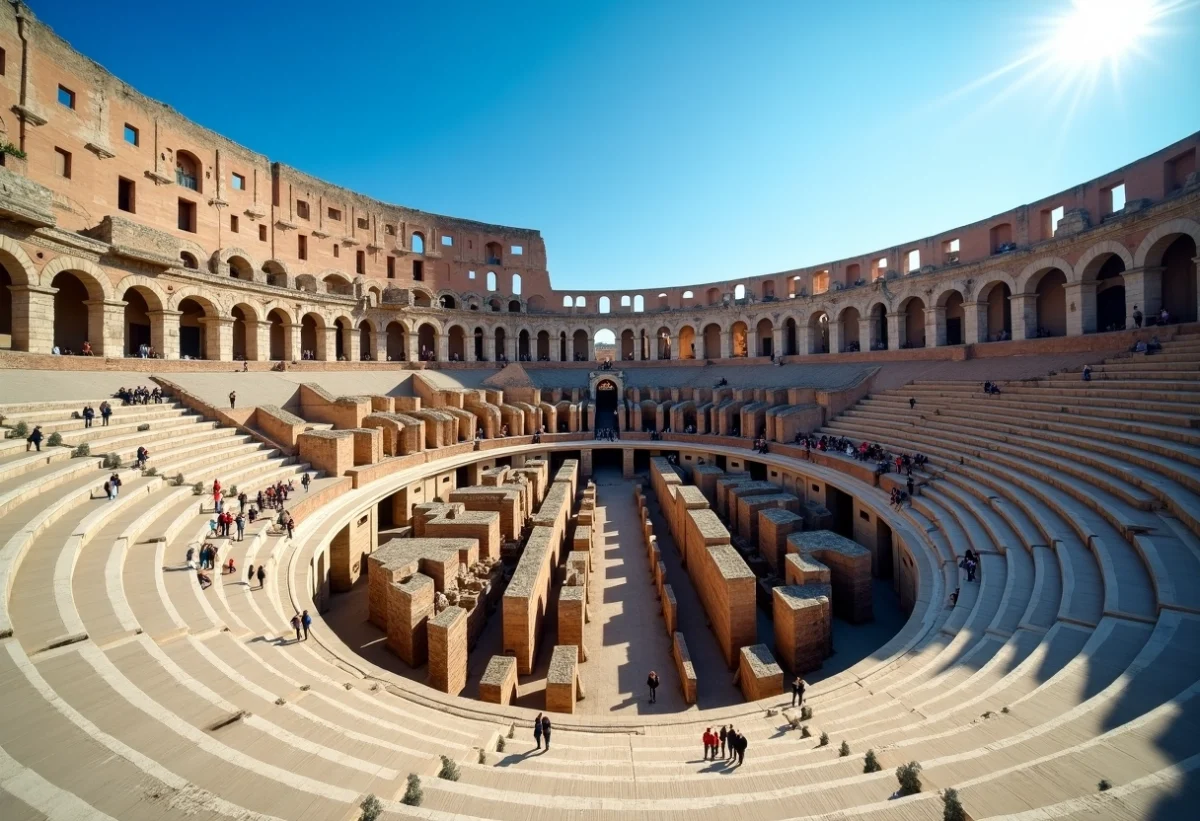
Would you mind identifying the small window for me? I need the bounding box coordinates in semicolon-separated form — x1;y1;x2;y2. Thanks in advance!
487;271;497;291
230;214;239;233
563;295;573;308
1050;205;1065;236
298;234;308;260
906;249;920;272
412;260;424;280
123;124;139;146
511;245;523;255
180;252;198;269
812;271;829;294
332;244;339;258
387;256;396;279
859;510;870;522
54;147;72;178
258;224;267;242
296;200;309;220
512;274;522;295
944;238;960;253
357;216;369;230
441;235;453;246
620;295;631;307
412;233;425;254
117;177;135;213
1106;183;1126;214
734;284;746;300
384;224;395;235
356;250;365;274
231;172;245;191
177;199;196;232
682;290;693;299
57;85;75;109
468;270;476;280
327;207;341;221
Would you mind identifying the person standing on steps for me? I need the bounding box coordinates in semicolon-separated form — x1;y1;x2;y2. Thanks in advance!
26;425;43;453
235;512;245;542
791;676;806;707
238;492;247;513
1133;305;1143;328
301;610;311;640
647;670;660;704
99;400;112;427
229;391;236;409
285;516;295;540
302;473;311;493
110;472;122;498
909;397;917;410
735;730;747;765
82;404;94;428
703;728;717;760
256;564;266;590
290;613;302;642
533;713;544;750
719;726;728;759
541;715;552;749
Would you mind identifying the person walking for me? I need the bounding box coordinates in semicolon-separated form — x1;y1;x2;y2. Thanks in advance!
290;613;302;642
104;478;115;501
110;472;122;498
541;715;552;749
646;670;660;704
285;516;295;540
238;492;247;513
1133;305;1143;328
229;391;237;409
791;677;806;707
235;512;245;542
185;546;195;567
26;425;43;452
302;473;311;493
719;726;728;759
909;397;916;410
533;713;544;750
247;564;255;586
82;404;94;429
256;564;266;590
301;610;311;640
735;731;747;765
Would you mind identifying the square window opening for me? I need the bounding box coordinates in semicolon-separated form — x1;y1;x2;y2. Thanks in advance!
230;214;239;233
57;85;75;109
123;124;139;146
441;235;453;246
232;172;246;191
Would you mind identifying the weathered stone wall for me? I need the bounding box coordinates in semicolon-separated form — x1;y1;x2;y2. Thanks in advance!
673;632;697;705
329;505;377;592
787;530;873;623
297;429;355;477
479;655;518;705
545;644;581;713
773;584;831;675
427;606;468;696
738;643;784;701
759;508;804;574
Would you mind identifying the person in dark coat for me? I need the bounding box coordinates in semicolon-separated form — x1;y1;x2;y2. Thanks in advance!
256;564;266;589
646;670;660;704
541;715;552;749
719;726;728;759
533;713;544;750
26;426;43;452
735;731;747;765
791;677;806;707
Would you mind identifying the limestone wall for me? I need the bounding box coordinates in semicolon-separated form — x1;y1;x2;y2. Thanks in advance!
428;606;468;696
737;644;784;701
479;655;518;705
787;530;873;623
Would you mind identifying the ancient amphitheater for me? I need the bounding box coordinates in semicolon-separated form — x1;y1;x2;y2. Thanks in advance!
1;3;1200;820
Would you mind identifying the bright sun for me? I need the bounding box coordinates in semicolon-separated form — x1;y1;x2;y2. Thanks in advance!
1050;0;1163;67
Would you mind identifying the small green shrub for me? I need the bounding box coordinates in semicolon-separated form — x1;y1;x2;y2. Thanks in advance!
72;443;91;458
839;740;850;757
359;793;383;821
192;482;204;495
507;723;515;739
10;421;29;439
228;484;239;497
497;736;506;752
144;467;158;476
0;140;27;160
896;760;923;796
819;731;829;747
1098;779;1112;792
863;749;881;773
477;748;487;764
800;725;811;738
137;423;150;432
401;774;423;806
800;704;813;721
173;473;185;486
942;787;966;821
47;431;63;447
438;755;460;781
102;452;122;469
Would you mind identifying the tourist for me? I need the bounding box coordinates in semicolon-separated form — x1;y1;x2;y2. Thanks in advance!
208;518;219;538
81;340;93;356
541;715;552;749
82;404;94;428
719;726;728;758
949;588;959;607
212;479;222;506
286;516;295;540
1134;339;1148;354
136;446;149;470
210;545;220;571
196;569;211;590
726;727;738;760
229;390;236;409
235;512;246;541
1133;305;1143;328
906;475;915;500
224;556;236;575
734;730;747;765
247;564;255;586
290;613;302;642
109;472;122;499
100;401;111;426
702;727;715;760
256;564;266;590
1082;364;1092;381
646;670;660;704
1160;307;1170;325
302;473;311;493
909;397;916;410
302;609;311;640
791;677;805;707
104;478;114;501
533;712;544;749
26;425;43;452
186;546;195;567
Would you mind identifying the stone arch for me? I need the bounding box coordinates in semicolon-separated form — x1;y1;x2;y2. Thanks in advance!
417;321;438;359
936;289;965;345
322;272;353;295
1016;256;1076;293
266;307;292;361
782;316;798;356
413;288;435;308
0;235;37;288
213;247;259;281
176;293;221;360
167;285;227;314
678;324;696;359
385;320;407;361
865;301;888;350
294;273;318;293
113;275;167;312
1076;240;1134;281
701;322;722;359
1133;217;1200;268
755;317;774;357
1032;269;1068;337
300;311;328;360
977;278;1013;342
262;259;290;288
898;295;926;348
230;300;262;361
359;319;376;360
729;320;749;357
39;256;113;300
837;306;860;352
807;310;830;354
118;277;166;357
331;312;354;360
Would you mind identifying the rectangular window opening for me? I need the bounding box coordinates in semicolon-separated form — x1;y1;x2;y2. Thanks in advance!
1050;205;1065;236
54;147;72;178
906;249;920;272
1108;183;1126;213
356;216;369;230
327;207;342;221
296;200;310;220
413;259;424;281
123;124;139;146
333;244;339;258
468;270;476;279
230;214;239;233
57;85;75;109
387;256;396;279
356;250;365;274
258;224;267;242
177;199;196;232
298;234;308;260
511;245;523;255
117;177;135;213
232;172;246;191
441;235;453;246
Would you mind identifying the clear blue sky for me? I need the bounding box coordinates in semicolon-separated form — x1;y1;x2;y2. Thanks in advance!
36;0;1200;290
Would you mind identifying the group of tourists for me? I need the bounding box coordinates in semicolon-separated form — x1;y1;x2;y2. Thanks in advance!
289;610;312;641
532;713;553;749
750;435;769;454
982;381;1002;395
594;427;619;441
79;402;112;428
116;385;162;405
209;510;246;540
702;726;748;765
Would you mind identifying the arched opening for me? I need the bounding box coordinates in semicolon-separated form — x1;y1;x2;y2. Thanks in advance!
486;271;497;292
679;325;696;359
508;300;521;313
809;312;829;354
50;271;95;354
536;330;550;361
559;331;568;361
0;262;12;349
177;297;209;359
417;323;437;360
734;284;746;301
761;280;775;300
620;295;631;310
1093;256;1127;332
702;322;722;359
228;256;253;282
527;294;545;312
268;309;289;360
902;297;926;348
512;274;522;295
413;290;432;308
300;313;325;360
485;242;502;265
386;321;406;361
1033;269;1067;337
755;318;773;357
488;297;503;312
634;295;644;312
563;295;574;309
981;282;1012;341
518;329;531;361
572;329;589;361
656;326;671;360
334;317;350;360
122;287;153;356
870;304;888;350
620;329;635;360
784;317;797;356
594;378;618;430
1160;236;1198;323
359;320;374;360
440;294;457;309
574;296;586;310
599;296;611;314
495;327;507;361
411;233;425;254
706;287;721;306
729;321;748;357
942;291;965;345
175;150;201;192
839;307;861;352
231;304;254;361
448;325;466;361
681;290;694;302
472;327;484;361
179;252;199;270
295;274;318;293
263;260;287;287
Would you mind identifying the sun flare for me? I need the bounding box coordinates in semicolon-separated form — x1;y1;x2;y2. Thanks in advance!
1049;0;1163;67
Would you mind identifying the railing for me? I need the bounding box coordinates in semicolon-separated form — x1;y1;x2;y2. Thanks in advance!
176;171;197;190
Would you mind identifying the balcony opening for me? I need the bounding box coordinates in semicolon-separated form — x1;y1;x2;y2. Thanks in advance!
118;177;135;213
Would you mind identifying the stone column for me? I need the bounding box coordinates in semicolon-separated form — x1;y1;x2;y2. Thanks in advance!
345;324;360;362
1064;281;1097;336
772;327;785;358
797;324;812;356
886;312;903;350
719;330;731;359
858;318;872;351
241;320;262;361
373;328;388;362
85;299;127;358
286;323;303;362
1009;294;1038;340
406;329;419;362
1122;266;1162;328
200;316;234;361
586;336;595;362
827;318;843;354
10;285;57;353
483;334;496;362
437;331;449;362
926;306;945;347
962;301;987;344
667;334;678;360
148;309;181;360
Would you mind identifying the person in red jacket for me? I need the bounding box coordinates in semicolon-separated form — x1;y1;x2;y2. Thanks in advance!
702;728;717;761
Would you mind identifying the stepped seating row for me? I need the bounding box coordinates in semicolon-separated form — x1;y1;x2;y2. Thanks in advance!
0;357;1198;820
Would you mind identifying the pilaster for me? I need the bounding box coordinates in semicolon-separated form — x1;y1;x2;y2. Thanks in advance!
84;299;127;357
926;306;945;347
1064;281;1097;336
149;309;181;360
199;316;234;361
962;301;987;344
9;285;57;353
886;312;902;350
1009;294;1038;341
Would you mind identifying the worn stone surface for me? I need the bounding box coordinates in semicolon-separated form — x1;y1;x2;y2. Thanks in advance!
759;508;804;573
428;605;468;696
479;655;518;705
787;530;873;623
773;583;832;675
545;645;580;713
738;643;784;701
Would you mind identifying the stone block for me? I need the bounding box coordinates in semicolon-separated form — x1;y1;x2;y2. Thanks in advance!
787;531;873;623
735;492;798;544
386;573;434;666
759;508;804;573
297;429;355;477
348;427;383;465
773;584;832;675
428;606;468;696
738;643;784;702
479;655;518;705
800;499;834;532
662;584;677;635
558;585;587;662
673;632;697;705
546;645;581;713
